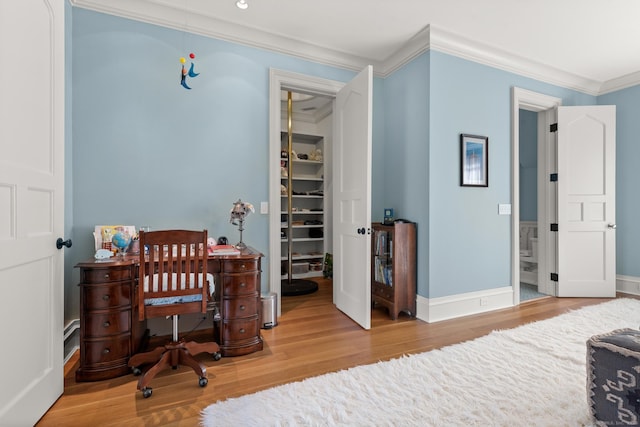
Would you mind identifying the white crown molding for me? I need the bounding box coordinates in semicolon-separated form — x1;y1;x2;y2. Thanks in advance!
599;71;640;95
71;1;640;95
427;25;603;96
376;26;431;76
70;0;376;73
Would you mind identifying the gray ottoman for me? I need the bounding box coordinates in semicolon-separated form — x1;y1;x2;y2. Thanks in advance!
587;328;640;426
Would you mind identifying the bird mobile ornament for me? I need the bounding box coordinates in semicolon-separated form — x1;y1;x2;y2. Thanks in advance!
180;52;199;90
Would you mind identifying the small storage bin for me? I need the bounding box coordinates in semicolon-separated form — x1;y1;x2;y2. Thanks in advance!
292;262;309;274
309;262;322;271
587;328;640;425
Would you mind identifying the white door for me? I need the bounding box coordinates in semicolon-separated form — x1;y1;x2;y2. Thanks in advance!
556;105;616;297
0;0;65;424
333;66;373;329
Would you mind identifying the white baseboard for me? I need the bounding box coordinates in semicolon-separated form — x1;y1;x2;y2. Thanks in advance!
617;274;640;296
416;286;513;323
64;319;80;364
414;275;640;323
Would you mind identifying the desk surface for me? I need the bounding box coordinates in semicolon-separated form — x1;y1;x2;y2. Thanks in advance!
76;246;263;268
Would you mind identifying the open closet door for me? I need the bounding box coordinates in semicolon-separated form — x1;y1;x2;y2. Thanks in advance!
333;66;373;329
556;105;616;297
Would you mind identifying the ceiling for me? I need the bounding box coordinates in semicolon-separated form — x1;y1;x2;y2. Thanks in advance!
72;0;640;95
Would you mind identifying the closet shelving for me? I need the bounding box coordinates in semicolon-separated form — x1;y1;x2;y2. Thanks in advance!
280;131;326;279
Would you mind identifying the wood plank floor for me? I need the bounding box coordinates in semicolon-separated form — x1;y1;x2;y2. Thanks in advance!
37;279;635;426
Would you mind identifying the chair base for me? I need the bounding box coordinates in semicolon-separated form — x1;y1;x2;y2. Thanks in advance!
128;340;220;397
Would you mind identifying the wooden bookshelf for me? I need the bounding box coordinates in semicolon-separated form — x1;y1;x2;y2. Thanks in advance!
371;221;417;319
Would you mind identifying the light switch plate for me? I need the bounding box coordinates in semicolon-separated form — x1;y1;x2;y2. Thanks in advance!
498;204;512;215
260;201;268;214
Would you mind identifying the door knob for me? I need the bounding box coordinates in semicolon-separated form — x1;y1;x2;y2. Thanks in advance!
607;224;617;229
56;238;72;249
357;227;365;235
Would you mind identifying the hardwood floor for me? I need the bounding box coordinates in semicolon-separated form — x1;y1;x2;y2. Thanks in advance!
38;279;635;426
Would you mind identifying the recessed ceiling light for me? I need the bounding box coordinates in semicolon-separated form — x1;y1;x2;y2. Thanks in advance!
236;0;248;9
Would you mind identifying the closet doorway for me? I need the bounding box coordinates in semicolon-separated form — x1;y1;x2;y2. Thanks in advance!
268;68;374;328
268;70;341;318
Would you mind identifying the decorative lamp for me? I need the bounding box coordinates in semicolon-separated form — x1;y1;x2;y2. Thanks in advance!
229;199;254;249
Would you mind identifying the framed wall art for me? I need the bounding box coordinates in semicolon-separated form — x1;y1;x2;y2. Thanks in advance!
460;134;488;187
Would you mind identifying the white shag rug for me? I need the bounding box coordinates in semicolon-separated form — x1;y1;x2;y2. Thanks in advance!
201;298;640;427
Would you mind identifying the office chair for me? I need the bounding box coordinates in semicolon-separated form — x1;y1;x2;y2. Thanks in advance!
128;229;221;398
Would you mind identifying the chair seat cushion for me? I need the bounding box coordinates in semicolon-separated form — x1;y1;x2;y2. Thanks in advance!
144;294;203;306
143;272;214;306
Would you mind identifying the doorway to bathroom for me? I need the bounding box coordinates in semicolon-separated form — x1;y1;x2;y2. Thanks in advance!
512;88;562;305
518;108;547;302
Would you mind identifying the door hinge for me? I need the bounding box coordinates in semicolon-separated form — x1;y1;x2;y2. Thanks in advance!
550;273;559;281
550;123;558;132
550;223;558;232
550;173;558;182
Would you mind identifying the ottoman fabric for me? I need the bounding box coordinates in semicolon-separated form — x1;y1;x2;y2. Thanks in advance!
588;328;640;426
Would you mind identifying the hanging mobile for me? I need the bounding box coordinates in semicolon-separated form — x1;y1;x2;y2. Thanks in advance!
180;53;199;90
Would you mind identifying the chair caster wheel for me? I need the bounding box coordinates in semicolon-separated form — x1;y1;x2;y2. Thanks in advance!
142;387;152;398
132;367;142;376
199;377;208;387
213;352;222;361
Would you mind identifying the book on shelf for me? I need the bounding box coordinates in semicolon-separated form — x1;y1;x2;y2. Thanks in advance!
208;244;240;255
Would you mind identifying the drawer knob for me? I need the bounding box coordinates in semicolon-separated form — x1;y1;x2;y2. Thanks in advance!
240;264;246;269
239;328;245;334
104;273;110;279
240;282;246;287
239;305;246;311
103;321;111;328
102;295;110;301
103;348;110;354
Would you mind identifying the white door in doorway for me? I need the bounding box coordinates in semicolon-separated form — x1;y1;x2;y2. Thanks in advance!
556;105;616;297
333;66;373;329
0;0;65;424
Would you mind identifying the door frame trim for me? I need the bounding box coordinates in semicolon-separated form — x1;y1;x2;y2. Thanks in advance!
268;69;344;315
511;87;562;305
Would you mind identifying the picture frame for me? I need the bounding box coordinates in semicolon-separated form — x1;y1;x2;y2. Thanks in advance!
460;134;488;187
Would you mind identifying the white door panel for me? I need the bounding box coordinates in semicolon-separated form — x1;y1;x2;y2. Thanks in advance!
333;66;373;329
0;1;65;424
557;106;615;297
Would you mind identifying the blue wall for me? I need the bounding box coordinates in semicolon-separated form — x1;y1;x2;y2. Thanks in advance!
67;9;368;319
426;51;595;298
598;85;640;277
67;7;639;322
519;109;538;221
382;54;430;295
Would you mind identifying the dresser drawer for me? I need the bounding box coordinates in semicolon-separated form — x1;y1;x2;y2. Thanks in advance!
82;266;133;283
222;297;258;319
221;273;259;296
82;283;132;310
84;310;131;337
81;336;130;365
222;259;259;273
220;317;260;345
